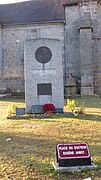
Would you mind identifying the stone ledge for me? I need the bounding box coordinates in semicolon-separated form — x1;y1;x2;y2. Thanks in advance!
0;93;11;98
52;162;97;173
65;94;99;98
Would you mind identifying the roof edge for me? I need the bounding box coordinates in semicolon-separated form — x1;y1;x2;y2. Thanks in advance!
63;2;78;6
64;0;98;6
2;20;65;27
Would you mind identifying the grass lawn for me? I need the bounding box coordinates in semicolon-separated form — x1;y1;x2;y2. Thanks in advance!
0;97;101;180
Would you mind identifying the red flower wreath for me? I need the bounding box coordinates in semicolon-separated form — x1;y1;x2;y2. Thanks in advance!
43;103;56;112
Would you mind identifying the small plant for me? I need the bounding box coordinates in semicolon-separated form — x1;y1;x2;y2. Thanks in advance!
67;99;77;112
8;104;18;116
76;105;85;114
67;99;85;114
43;103;56;113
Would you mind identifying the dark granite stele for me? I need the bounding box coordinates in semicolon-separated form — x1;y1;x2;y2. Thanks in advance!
16;108;25;115
57;157;92;167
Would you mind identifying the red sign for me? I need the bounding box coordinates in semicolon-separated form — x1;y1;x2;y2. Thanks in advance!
57;143;90;159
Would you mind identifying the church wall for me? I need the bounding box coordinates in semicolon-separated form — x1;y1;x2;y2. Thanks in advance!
91;3;101;95
80;1;101;95
65;5;80;94
2;23;64;94
1;1;101;96
65;1;101;96
0;25;3;87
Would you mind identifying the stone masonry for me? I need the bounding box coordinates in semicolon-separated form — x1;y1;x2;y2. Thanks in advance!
0;24;64;93
0;0;101;96
65;0;101;96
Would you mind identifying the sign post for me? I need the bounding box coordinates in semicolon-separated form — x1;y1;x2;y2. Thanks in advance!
56;142;91;167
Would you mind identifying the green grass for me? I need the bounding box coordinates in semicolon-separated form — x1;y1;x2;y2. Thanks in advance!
0;97;101;179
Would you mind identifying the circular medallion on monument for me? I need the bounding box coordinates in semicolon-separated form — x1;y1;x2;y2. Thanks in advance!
35;46;52;64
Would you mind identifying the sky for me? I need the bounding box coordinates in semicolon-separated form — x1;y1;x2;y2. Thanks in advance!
0;0;28;4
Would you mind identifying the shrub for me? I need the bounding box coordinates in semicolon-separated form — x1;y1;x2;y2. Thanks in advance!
8;104;18;116
67;99;77;112
76;105;85;114
67;99;85;114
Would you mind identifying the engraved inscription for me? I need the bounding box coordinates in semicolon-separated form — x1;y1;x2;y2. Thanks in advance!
37;83;52;95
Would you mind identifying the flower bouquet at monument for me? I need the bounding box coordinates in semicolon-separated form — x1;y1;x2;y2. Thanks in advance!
43;103;56;114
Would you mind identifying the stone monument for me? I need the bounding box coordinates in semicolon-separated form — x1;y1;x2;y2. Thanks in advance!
65;73;77;96
24;38;64;113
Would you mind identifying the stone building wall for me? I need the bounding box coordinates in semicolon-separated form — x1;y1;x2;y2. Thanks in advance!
64;4;80;94
1;23;64;93
1;0;101;96
65;1;101;96
0;25;3;87
91;2;101;95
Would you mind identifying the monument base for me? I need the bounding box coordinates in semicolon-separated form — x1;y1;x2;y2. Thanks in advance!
52;162;97;173
32;105;63;114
